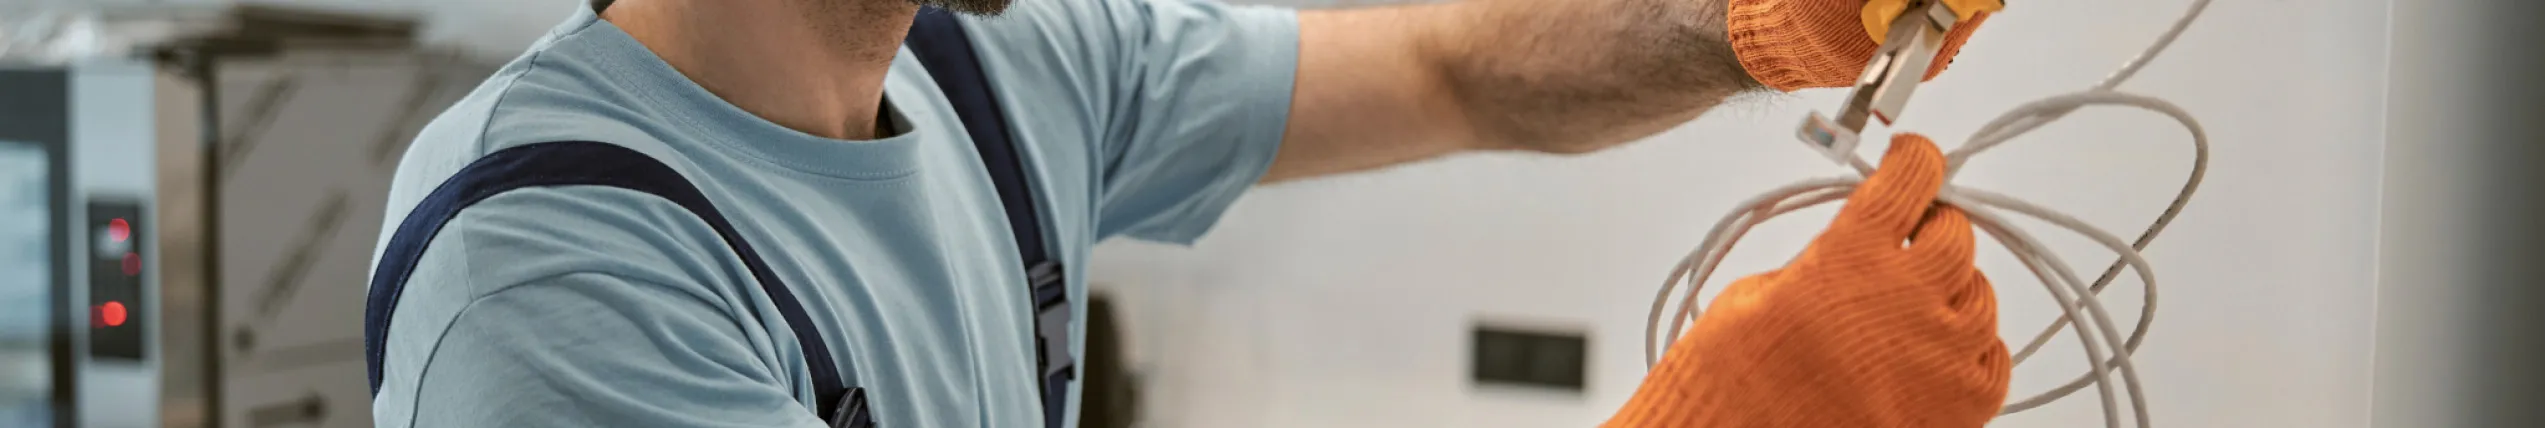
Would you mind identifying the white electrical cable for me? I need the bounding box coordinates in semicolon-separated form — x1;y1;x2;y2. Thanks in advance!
1642;1;2214;427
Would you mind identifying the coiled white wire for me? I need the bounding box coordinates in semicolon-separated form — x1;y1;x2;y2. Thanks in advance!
1641;1;2214;427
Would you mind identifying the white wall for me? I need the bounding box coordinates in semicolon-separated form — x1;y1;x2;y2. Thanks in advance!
1089;0;2390;427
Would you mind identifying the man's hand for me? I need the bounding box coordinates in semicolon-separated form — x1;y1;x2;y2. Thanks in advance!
1728;0;1995;91
1268;0;1992;182
1604;134;2011;427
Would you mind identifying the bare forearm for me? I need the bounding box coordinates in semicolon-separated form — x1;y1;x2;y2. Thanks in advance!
1428;0;1761;153
1269;0;1761;181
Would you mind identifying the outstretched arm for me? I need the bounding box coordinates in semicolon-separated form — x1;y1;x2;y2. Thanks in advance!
1272;0;1992;182
1270;0;1757;181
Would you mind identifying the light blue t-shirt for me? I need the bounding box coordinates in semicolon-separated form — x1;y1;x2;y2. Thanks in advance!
364;0;1297;426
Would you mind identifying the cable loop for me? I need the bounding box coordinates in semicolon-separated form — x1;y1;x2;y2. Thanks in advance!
1642;1;2214;426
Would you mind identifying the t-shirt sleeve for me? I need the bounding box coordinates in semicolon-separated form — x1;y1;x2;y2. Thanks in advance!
367;188;824;428
974;0;1301;244
407;273;825;428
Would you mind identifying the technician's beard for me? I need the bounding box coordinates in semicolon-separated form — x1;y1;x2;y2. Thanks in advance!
912;0;1011;16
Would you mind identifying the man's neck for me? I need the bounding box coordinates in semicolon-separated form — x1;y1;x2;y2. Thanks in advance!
603;0;917;140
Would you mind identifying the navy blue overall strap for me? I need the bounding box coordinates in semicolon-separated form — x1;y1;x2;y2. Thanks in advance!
361;141;864;426
905;7;1075;428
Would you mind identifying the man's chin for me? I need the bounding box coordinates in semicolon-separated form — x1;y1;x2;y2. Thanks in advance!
916;0;1012;16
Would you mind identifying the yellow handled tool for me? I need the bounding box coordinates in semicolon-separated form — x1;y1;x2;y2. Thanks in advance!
1862;0;2005;43
1797;0;2003;160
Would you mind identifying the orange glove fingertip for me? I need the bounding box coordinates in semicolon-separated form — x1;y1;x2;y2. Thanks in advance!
1908;205;1979;269
1828;134;1949;243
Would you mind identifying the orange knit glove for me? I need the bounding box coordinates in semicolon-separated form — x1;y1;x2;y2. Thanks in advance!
1730;0;1996;92
1604;134;2011;428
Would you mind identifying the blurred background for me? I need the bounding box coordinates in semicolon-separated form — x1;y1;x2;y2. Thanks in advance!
1;0;2537;427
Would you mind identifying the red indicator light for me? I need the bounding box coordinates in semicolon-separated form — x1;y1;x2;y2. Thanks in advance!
108;218;130;242
100;301;127;327
122;252;140;276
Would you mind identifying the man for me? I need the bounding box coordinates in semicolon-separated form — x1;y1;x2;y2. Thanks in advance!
364;0;1993;426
